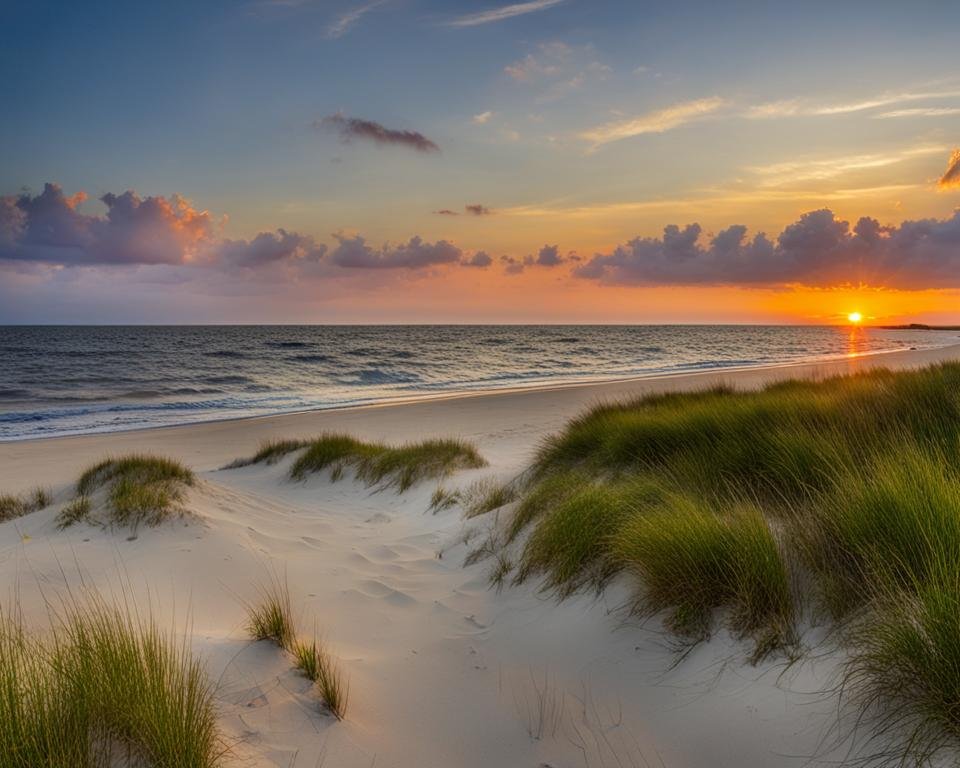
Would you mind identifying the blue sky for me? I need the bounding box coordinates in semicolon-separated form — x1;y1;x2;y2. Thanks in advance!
2;1;960;322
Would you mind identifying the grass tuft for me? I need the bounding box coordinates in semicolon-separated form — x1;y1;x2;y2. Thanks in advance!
0;487;52;522
462;478;519;519
56;497;92;530
245;577;350;720
288;434;486;491
428;486;461;514
226;433;486;492
222;439;311;469
59;454;195;531
245;576;296;651
0;596;221;767
612;501;795;659
843;561;960;766
292;636;350;720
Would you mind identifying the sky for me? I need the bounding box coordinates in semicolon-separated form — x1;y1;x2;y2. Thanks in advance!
2;0;960;324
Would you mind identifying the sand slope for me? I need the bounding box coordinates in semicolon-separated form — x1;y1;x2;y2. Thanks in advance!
1;344;958;767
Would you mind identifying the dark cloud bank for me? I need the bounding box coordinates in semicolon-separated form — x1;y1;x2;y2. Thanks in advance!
5;183;960;290
315;114;439;153
575;208;960;290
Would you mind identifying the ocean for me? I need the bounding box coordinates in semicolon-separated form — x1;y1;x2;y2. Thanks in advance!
0;325;954;441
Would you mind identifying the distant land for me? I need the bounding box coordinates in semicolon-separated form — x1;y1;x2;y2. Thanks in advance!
879;324;960;331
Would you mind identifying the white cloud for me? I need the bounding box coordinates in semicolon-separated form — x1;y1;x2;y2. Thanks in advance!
472;111;494;124
747;89;960;119
875;107;960;119
579;97;725;148
746;145;946;187
325;0;387;39
445;0;566;28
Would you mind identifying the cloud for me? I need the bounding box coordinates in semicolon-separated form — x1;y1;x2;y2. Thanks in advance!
574;208;960;289
217;229;327;268
472;111;494;124
0;183;215;265
499;254;531;274
0;183;466;279
504;44;567;81
940;149;960;189
325;0;387;38
747;89;960;119
445;0;565;28
535;243;562;266
875;107;960;119
503;42;609;104
579;97;725;148
462;251;493;268
746;145;946;187
315;114;439;153
329;233;461;269
434;204;494;216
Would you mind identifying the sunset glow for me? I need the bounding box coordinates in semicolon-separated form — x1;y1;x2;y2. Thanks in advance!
848;312;864;324
1;2;959;324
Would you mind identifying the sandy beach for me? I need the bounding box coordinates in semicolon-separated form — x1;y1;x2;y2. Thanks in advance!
2;342;959;768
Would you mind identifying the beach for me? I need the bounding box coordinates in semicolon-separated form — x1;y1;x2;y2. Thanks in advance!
1;341;959;768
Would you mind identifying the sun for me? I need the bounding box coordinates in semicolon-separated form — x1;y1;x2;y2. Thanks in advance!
847;311;863;324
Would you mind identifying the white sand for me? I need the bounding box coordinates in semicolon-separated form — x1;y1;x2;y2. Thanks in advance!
2;343;959;767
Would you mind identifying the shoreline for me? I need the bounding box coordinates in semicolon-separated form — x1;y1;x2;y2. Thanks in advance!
3;341;959;491
2;340;956;448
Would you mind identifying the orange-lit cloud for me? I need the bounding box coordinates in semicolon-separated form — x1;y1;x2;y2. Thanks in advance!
939;149;960;189
0;183;215;265
579;97;725;148
746;88;960;119
6;183;960;302
746;145;945;187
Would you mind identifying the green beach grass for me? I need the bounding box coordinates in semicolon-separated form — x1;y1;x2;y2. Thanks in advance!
468;361;960;763
58;454;195;531
0;595;221;767
228;433;486;492
0;487;51;522
244;576;349;720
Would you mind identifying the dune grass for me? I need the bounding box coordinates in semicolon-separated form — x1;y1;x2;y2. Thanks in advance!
0;487;51;522
244;577;350;719
844;561;960;765
58;454;195;531
428;485;461;513
0;596;221;767
222;438;310;469
292;636;349;721
227;432;486;492
245;576;296;651
467;362;960;763
462;478;519;519
613;501;795;659
290;434;486;490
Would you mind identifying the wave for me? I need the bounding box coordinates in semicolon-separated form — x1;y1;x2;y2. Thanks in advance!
201;375;254;385
0;388;31;400
290;354;332;363
347;368;422;385
265;341;312;349
207;350;248;359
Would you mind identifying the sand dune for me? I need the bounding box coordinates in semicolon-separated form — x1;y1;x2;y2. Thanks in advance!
1;344;958;767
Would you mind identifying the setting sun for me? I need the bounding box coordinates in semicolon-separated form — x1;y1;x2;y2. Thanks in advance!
848;312;864;324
